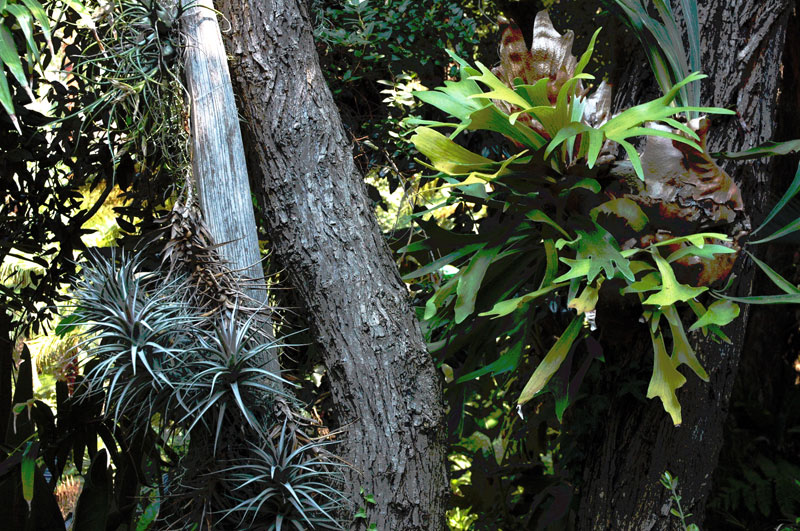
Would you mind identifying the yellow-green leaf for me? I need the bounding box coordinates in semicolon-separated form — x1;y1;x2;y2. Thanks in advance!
663;305;709;381
480;282;567;318
0;24;33;101
19;0;54;55
621;271;661;295
568;278;602;314
468;61;533;109
411;127;495;175
5;4;39;64
424;274;459;320
455;246;501;323
643;252;706;306
518;316;584;406
591;197;650;231
688;299;740;332
21;442;35;511
646;329;686;426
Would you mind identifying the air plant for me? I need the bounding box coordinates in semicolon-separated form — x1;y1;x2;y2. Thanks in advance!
63;0;191;174
70;250;346;529
72;251;196;432
177;309;295;453
219;419;349;531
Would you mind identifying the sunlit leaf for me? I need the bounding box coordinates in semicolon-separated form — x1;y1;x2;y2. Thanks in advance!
5;4;39;64
574;27;603;76
713;139;800;160
646;329;686;426
553;257;592;283
413;78;483;121
665;243;736;263
480;282;567;318
19;0;54;55
568;278;602;314
556;224;634;282
410;127;496;175
688;299;739;332
643;253;707;306
0;64;20;132
621;271;661;294
591;197;650;231
401;243;483;280
650;233;730;249
468;60;533;109
663;305;709;381
455;246;501;323
518;315;584;406
21;442;35;510
468;103;547;148
424;274;459;320
0;23;33;101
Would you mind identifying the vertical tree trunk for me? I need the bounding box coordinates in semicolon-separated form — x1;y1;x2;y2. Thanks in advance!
578;1;794;529
181;0;279;374
214;1;448;529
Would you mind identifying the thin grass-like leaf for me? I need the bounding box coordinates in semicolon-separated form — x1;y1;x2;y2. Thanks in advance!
750;162;800;238
0;23;32;100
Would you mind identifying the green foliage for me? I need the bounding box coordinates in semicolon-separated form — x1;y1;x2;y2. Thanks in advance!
314;0;478;92
613;0;702;117
0;0;55;131
65;0;189;174
405;38;735;426
312;0;487;213
68;251;347;530
660;471;701;531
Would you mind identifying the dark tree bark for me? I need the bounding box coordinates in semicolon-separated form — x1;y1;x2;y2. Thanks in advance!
214;1;448;529
578;1;795;529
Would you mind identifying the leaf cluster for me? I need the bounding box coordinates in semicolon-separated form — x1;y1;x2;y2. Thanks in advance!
405;38;735;427
311;0;487;212
65;251;347;530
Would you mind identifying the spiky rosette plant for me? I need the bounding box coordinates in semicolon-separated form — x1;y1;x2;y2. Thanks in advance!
69;251;347;529
218;420;348;531
72;250;198;434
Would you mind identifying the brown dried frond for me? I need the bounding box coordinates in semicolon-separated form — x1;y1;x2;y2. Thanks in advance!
157;183;266;319
56;475;83;518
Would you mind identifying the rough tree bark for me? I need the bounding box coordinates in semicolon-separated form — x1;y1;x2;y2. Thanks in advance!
214;1;448;529
578;1;795;529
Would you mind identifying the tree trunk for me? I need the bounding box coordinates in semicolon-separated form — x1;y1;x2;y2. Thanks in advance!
181;0;280;375
577;1;794;529
214;1;449;529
